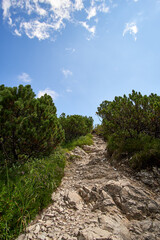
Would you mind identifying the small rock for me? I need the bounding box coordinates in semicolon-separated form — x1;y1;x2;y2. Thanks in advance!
143;233;155;240
37;232;47;240
148;202;159;213
64;190;83;210
17;234;26;240
34;224;40;234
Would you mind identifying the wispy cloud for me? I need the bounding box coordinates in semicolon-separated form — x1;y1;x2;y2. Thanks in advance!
80;21;96;37
65;48;76;54
14;29;21;37
1;0;110;40
20;20;55;40
75;0;84;11
37;88;58;100
62;69;73;78
87;6;97;20
2;0;11;19
66;88;72;93
86;1;109;20
123;22;138;41
97;3;109;13
18;72;32;83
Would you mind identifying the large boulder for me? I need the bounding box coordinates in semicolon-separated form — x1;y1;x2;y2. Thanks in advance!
103;180;160;220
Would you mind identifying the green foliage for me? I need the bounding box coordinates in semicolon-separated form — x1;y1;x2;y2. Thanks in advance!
0;84;64;166
0;149;65;240
97;90;160;169
107;133;150;157
93;124;105;136
59;113;93;142
97;90;160;140
129;137;160;169
62;133;93;151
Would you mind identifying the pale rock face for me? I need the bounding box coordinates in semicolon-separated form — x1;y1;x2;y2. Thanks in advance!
103;179;160;220
64;190;83;210
98;215;130;240
72;146;88;157
77;227;112;240
17;135;160;240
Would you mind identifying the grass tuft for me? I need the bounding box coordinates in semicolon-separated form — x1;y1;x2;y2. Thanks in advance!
0;148;65;240
62;133;93;151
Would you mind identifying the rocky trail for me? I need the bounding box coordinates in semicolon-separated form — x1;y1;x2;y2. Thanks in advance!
18;135;160;240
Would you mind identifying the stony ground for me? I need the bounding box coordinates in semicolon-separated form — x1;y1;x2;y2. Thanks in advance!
18;135;160;240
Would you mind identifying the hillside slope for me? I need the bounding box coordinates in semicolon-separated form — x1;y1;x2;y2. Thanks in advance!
17;135;160;240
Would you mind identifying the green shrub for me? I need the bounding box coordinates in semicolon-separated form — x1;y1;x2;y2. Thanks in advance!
108;134;151;156
97;90;160;140
0;148;65;240
59;113;93;142
97;90;160;170
0;84;64;167
130;137;160;169
107;133;160;169
130;150;160;170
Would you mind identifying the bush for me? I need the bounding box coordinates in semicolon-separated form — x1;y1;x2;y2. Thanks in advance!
107;134;151;156
0;84;64;166
97;90;160;140
130;137;160;169
59;113;93;142
97;90;160;169
0;148;65;240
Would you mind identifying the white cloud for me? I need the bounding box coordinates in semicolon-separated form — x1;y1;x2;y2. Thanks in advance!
14;29;22;37
8;17;12;25
62;69;73;78
86;1;109;20
37;88;58;100
2;0;73;40
66;88;72;93
80;21;96;35
2;0;11;18
20;20;55;40
98;3;109;13
65;48;76;54
2;0;110;40
94;18;99;23
123;22;138;41
133;0;139;2
18;72;32;83
87;6;97;20
74;0;84;11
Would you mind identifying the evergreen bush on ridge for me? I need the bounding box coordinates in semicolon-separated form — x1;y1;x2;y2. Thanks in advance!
96;90;160;169
0;84;64;167
59;113;93;142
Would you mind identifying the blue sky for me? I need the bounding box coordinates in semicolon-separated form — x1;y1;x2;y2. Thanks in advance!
0;0;160;124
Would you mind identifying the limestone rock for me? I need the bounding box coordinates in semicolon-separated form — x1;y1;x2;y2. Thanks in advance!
98;215;130;240
17;234;25;240
103;180;160;220
72;146;88;157
77;227;112;240
64;190;83;210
